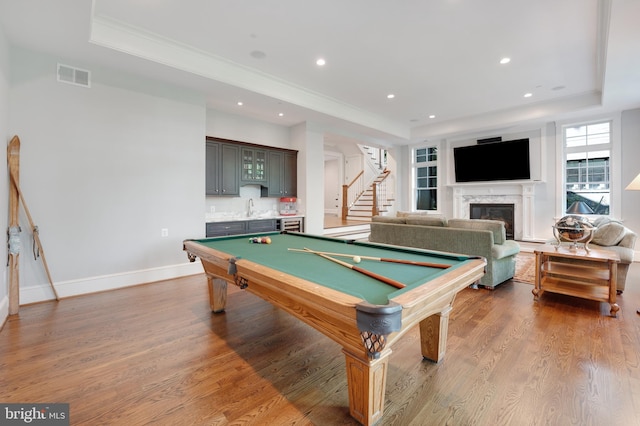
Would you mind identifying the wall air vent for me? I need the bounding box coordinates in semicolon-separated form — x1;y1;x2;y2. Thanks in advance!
57;63;91;88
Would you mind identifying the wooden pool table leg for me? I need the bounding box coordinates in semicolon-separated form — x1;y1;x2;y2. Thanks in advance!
342;348;391;426
207;275;228;313
419;306;452;362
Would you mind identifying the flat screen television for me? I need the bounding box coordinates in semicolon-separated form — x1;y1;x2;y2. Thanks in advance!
453;138;530;182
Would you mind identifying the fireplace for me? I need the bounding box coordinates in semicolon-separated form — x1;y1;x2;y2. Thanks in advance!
452;182;536;241
470;203;515;240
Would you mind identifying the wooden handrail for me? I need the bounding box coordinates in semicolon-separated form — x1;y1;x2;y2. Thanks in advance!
341;169;391;220
347;170;364;188
342;170;365;220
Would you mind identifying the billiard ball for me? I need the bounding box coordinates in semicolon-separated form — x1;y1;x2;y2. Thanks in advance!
353;256;361;264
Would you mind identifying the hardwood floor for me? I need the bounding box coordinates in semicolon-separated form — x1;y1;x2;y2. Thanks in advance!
2;263;640;425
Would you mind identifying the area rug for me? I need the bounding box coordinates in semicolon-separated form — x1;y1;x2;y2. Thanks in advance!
513;252;535;284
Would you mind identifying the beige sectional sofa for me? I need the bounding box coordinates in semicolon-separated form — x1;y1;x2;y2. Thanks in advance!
369;213;520;289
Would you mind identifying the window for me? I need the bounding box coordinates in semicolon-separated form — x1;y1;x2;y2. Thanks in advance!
413;146;438;210
563;121;611;214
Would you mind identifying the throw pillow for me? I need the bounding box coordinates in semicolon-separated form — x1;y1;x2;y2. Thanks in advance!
592;222;626;246
591;216;610;228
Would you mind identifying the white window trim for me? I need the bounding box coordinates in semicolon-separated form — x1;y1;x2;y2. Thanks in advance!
410;141;442;213
555;112;621;218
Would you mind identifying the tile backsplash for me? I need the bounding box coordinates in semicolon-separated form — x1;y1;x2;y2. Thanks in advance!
206;185;280;217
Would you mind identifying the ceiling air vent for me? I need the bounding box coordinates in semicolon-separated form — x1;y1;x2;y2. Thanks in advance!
57;63;91;88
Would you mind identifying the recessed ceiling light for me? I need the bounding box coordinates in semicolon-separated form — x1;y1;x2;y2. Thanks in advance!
316;58;326;66
278;112;284;117
237;101;243;106
387;94;395;99
524;93;533;98
429;115;436;119
500;57;511;64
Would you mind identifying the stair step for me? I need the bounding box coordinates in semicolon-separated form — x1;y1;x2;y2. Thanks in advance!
324;223;371;241
345;168;393;220
351;205;390;210
348;212;385;218
352;201;391;206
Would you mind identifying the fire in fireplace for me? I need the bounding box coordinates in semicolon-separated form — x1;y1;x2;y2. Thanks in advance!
470;203;515;240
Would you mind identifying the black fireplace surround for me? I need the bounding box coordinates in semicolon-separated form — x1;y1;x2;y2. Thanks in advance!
470;203;515;240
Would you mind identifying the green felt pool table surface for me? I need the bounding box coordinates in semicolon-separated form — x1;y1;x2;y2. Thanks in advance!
184;231;486;425
187;231;474;305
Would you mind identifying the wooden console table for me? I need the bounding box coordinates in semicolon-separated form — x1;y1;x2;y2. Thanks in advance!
532;245;620;317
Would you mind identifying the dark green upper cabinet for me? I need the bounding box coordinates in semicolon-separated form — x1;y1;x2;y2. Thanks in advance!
264;150;297;197
206;137;296;198
283;152;297;197
206;141;239;196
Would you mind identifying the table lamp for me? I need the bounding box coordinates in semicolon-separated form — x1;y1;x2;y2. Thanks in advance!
625;173;640;190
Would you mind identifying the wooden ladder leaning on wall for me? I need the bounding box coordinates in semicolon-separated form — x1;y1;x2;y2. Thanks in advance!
7;135;59;315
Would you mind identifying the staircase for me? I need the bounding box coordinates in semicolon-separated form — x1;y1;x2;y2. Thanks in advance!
323;223;372;241
346;171;394;221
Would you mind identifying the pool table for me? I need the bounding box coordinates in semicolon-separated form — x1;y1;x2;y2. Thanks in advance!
183;231;485;425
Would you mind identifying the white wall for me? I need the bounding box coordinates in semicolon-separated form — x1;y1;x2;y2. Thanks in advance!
291;123;324;234
620;108;640;235
323;155;341;215
206;109;291;150
8;46;206;303
0;24;10;324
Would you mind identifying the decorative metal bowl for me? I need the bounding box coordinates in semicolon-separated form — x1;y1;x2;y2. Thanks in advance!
552;215;596;251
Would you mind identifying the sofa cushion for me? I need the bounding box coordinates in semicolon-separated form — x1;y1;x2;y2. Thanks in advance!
597;245;634;264
371;216;407;224
405;216;447;227
447;219;506;245
397;211;430;217
592;221;626;246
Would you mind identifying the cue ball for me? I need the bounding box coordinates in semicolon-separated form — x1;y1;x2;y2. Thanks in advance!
353;256;361;264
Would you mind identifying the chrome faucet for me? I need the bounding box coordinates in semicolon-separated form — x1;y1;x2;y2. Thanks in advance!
248;198;254;217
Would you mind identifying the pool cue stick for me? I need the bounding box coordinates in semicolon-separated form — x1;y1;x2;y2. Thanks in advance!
288;247;450;269
8;165;60;301
303;248;406;289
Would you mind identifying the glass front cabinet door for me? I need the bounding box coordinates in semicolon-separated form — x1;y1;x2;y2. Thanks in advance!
241;148;267;183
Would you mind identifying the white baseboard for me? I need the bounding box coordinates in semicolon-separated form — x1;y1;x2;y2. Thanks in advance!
19;261;204;305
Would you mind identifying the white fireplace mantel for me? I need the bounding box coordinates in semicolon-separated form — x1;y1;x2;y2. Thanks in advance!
450;182;539;240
